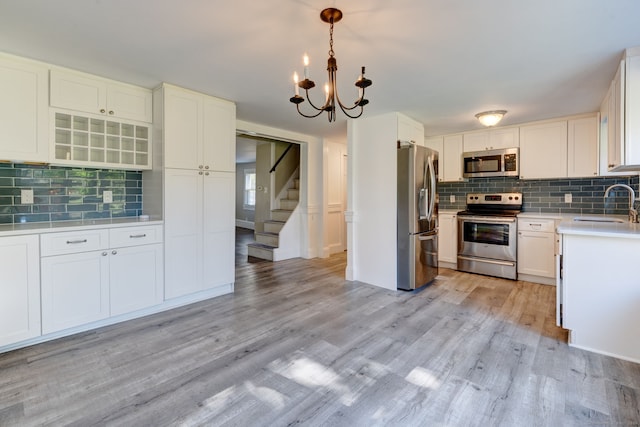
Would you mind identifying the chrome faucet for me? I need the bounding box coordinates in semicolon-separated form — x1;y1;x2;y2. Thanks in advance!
604;183;638;223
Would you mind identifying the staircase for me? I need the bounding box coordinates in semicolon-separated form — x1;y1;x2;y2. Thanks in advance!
247;177;299;261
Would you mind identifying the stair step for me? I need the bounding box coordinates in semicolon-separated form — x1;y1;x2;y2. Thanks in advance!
255;231;279;247
264;220;285;234
272;209;293;222
293;178;300;190
280;199;298;210
287;189;299;200
247;243;275;261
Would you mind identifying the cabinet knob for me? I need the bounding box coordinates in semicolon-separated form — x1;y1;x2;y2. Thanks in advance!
102;252;108;256
608;164;615;168
199;171;203;175
100;109;106;114
205;165;209;169
205;172;210;176
199;165;204;169
108;111;114;115
112;250;117;255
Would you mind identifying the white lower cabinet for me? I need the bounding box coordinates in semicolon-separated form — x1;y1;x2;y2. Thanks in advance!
517;217;557;284
0;235;41;347
438;212;458;267
40;225;163;334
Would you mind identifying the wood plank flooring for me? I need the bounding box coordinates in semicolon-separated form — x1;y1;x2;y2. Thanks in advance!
1;228;639;426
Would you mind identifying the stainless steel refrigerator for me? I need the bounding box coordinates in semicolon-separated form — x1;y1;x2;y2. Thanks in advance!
397;142;438;290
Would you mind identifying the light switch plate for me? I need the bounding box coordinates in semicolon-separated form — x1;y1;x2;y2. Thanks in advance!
21;189;34;204
564;193;572;203
103;190;113;203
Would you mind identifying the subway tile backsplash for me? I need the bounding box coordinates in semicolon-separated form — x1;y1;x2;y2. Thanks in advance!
0;163;142;224
438;175;640;215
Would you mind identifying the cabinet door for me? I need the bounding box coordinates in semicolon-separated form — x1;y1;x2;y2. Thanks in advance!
203;96;236;172
626;54;640;166
0;235;40;347
164;168;203;299
520;121;568;179
109;243;163;316
567;116;598;177
489;128;519;149
442;134;464;182
107;83;152;123
0;55;49;162
463;132;489;152
41;251;109;334
164;86;202;169
50;69;107;116
397;114;424;146
608;61;624;170
517;231;555;278
438;213;457;264
203;172;235;289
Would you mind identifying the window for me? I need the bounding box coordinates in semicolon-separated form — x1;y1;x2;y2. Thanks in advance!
243;169;256;210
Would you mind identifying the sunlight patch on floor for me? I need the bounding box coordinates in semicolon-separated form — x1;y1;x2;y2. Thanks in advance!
405;366;441;389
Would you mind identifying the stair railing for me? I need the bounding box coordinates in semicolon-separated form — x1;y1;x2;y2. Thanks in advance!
269;143;294;173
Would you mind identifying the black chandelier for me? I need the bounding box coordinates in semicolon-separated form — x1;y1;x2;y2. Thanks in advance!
289;8;372;122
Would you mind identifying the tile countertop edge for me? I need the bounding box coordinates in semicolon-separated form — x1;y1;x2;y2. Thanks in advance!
0;218;164;237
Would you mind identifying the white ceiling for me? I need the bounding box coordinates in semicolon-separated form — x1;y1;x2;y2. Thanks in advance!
2;0;640;139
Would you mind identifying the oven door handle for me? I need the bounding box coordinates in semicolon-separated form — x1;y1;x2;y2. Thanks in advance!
459;216;516;223
457;255;515;267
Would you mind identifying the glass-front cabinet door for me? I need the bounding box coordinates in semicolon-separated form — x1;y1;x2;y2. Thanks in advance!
51;111;150;170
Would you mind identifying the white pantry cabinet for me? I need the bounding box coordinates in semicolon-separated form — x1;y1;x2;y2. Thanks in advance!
164;169;234;299
40;225;163;334
442;134;464;182
438;212;457;267
517;217;557;284
162;84;236;172
0;235;41;347
462;127;519;152
50;68;152;123
0;53;49;162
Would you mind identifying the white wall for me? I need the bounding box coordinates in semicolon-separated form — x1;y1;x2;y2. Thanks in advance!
346;113;399;290
324;140;347;256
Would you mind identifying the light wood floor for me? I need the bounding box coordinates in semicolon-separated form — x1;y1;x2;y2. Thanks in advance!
1;228;639;426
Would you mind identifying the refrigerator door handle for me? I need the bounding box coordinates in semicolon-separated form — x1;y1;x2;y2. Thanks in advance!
426;156;436;221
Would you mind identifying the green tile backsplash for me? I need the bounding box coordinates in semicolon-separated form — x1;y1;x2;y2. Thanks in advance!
0;163;142;224
438;175;640;215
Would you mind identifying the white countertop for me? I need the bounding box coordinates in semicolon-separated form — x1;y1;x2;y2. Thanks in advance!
0;217;163;237
557;216;640;239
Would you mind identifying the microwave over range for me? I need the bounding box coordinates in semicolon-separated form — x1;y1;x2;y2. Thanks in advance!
462;147;519;178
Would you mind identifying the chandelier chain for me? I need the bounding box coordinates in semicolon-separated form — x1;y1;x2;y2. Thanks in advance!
328;20;335;57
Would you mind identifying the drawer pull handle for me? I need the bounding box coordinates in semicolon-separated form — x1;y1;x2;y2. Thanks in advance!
129;234;147;239
66;239;88;244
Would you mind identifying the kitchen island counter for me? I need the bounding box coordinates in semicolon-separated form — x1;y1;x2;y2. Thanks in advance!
0;217;162;238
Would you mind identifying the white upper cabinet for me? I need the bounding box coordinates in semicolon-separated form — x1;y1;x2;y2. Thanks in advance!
397;114;424;145
162;84;236;172
463;127;519;152
50;68;152;123
519;121;568;179
442;134;464;182
567;115;598;177
0;54;49;162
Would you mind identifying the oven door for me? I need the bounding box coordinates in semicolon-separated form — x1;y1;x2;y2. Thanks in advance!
457;216;517;262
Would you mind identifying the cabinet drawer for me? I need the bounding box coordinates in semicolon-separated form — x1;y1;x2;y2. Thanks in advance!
41;229;109;256
518;218;556;232
109;225;162;248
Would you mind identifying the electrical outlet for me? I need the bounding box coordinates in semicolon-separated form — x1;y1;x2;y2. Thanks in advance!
103;190;113;203
450;195;456;203
21;189;34;204
564;193;573;203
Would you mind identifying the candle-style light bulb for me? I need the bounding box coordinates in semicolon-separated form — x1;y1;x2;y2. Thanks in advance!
293;72;299;96
324;83;330;103
303;54;309;79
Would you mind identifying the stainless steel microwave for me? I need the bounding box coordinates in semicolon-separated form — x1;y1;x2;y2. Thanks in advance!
462;147;519;178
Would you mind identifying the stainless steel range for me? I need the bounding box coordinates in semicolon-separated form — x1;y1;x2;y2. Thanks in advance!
457;192;522;280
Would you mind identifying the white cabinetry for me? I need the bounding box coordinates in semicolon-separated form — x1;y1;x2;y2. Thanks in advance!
0;235;41;347
50;68;152;123
40;225;163;334
517;217;557;285
567;115;598;177
519;121;568;179
155;84;236;300
442;134;464;182
163;84;236;172
463;127;519;152
438;212;457;268
0;53;49;162
397;115;424;145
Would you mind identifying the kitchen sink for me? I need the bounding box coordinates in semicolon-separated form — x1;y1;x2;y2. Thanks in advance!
573;216;626;223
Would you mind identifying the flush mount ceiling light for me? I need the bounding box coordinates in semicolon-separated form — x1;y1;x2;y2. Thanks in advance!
475;110;507;127
289;8;372;122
